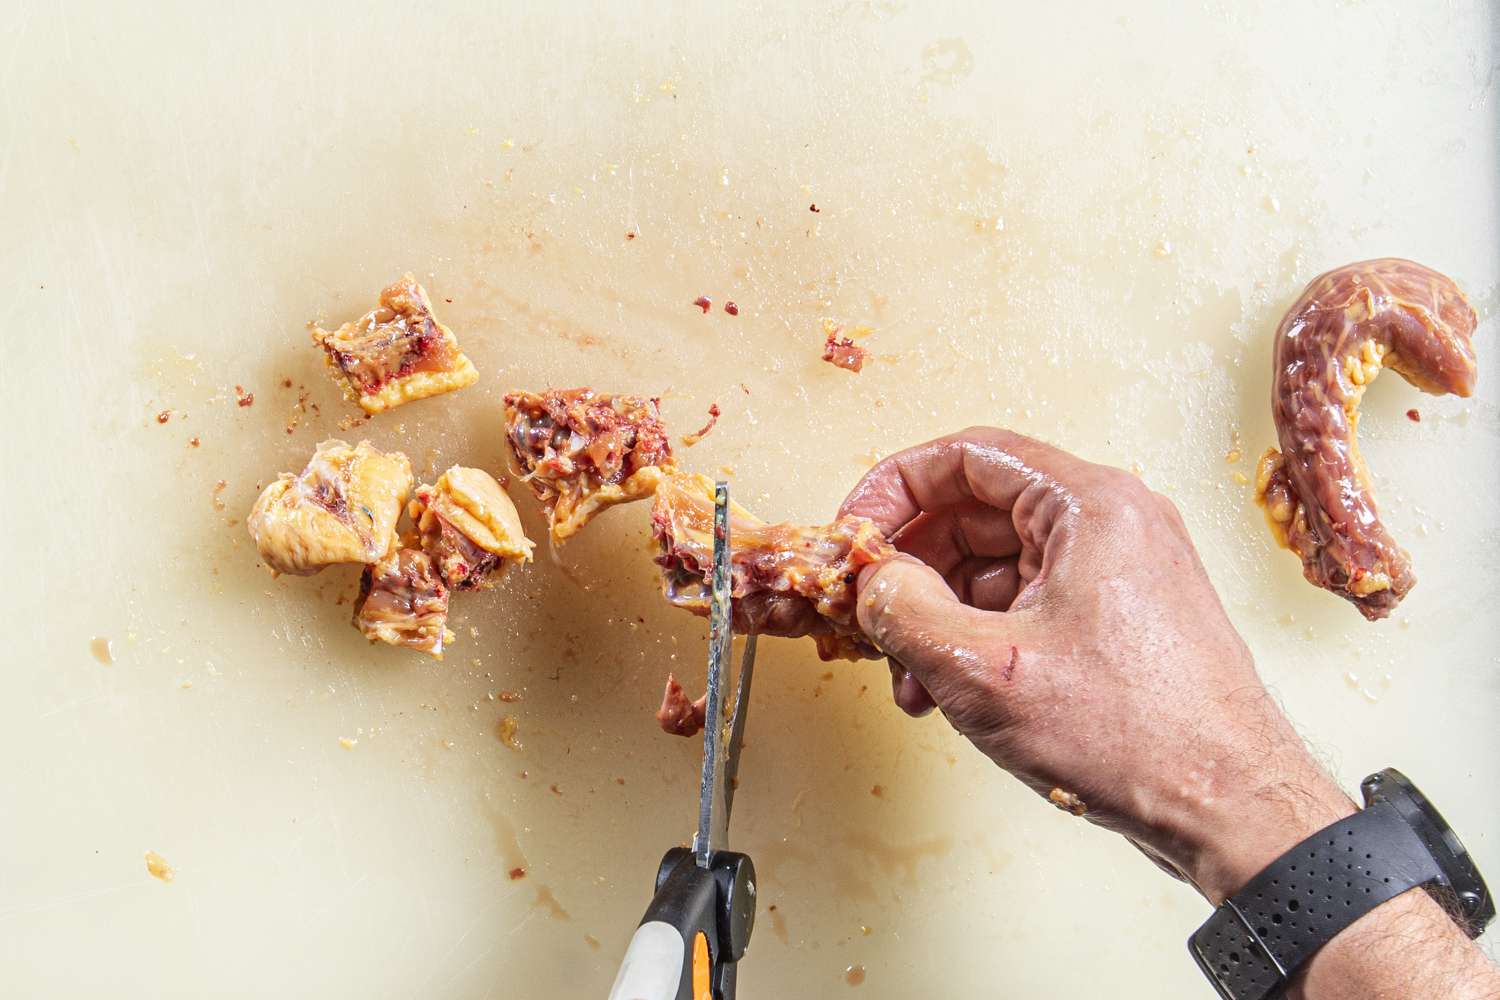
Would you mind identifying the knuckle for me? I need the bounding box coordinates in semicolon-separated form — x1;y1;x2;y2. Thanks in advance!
1080;469;1153;520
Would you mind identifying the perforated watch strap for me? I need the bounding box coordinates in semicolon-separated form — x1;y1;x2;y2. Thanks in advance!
1188;801;1446;1000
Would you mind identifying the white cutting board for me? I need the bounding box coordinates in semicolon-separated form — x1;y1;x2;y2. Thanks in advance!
2;2;1496;997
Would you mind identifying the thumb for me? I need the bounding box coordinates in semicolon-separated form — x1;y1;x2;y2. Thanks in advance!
857;554;1022;699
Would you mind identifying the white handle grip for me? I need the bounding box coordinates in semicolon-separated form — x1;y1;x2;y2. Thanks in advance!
607;921;684;1000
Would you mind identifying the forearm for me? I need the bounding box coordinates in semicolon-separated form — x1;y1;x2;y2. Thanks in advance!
1291;888;1500;1000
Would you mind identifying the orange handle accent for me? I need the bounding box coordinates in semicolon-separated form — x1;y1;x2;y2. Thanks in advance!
692;930;712;1000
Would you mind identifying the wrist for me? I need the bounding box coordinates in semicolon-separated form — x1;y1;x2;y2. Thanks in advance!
1150;747;1358;905
1191;778;1357;905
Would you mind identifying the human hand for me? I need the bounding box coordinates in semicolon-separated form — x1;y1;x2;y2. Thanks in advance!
839;427;1355;903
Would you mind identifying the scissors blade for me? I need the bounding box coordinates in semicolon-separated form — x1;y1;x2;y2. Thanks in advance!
693;481;733;867
722;633;757;828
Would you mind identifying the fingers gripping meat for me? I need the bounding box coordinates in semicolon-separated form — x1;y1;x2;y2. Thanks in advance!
651;471;896;660
503;389;674;543
1255;259;1478;618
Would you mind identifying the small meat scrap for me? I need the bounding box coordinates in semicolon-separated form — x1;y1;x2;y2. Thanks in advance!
353;547;453;658
503;388;674;543
657;673;707;737
652;471;896;661
1048;787;1088;816
820;319;870;373
248;439;411;576
409;466;534;590
310;274;478;415
1255;259;1478;619
681;403;720;447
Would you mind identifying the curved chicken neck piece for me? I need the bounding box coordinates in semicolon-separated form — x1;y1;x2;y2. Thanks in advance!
651;472;895;661
1257;258;1478;619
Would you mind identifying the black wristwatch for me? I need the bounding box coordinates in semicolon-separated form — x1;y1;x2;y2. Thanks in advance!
1189;768;1493;999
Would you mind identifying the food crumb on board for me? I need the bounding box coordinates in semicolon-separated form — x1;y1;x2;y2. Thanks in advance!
724;301;739;316
534;886;571;920
497;716;522;750
156;409;172;424
692;295;712;314
188;436;201;448
870;785;884;798
339;737;357;750
498;690;522;703
584;934;601;951
508;867;527;880
1407;408;1421;422
89;637;114;665
766;903;790;944
821;319;871;373
809;203;820;213
235;385;255;407
845;964;866;986
681;404;721;447
212;480;228;512
144;851;174;882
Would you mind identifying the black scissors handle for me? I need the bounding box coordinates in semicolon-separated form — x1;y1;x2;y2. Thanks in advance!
607;848;756;1000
